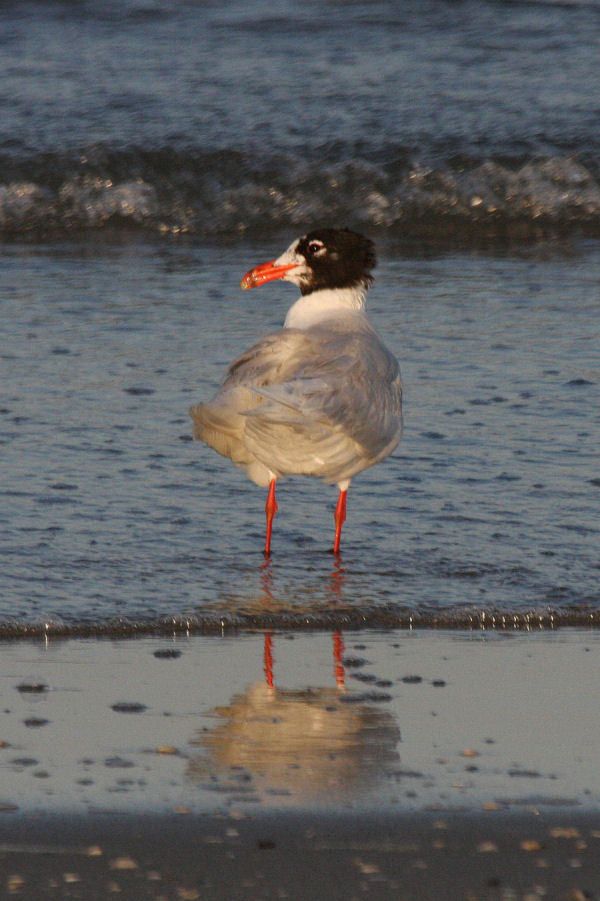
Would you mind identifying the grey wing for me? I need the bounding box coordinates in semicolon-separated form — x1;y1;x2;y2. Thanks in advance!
190;328;322;482
221;328;316;389
243;328;403;481
191;323;402;484
307;329;403;453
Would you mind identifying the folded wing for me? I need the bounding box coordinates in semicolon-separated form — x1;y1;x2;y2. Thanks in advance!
190;316;402;486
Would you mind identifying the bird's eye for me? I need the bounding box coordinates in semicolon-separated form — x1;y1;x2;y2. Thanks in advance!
308;241;324;254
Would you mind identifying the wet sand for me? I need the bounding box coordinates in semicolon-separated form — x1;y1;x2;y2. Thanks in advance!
2;808;600;900
1;629;599;898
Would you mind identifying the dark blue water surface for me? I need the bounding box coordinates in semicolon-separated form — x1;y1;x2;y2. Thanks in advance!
1;0;599;634
1;0;600;238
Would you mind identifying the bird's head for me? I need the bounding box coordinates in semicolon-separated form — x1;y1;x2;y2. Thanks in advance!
241;228;376;296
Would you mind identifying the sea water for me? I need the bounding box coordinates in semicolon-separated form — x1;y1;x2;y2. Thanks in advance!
1;0;599;634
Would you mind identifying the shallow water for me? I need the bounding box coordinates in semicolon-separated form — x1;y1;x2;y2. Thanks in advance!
2;630;599;814
1;235;598;633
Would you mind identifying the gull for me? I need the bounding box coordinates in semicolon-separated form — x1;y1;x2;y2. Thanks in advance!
190;228;402;555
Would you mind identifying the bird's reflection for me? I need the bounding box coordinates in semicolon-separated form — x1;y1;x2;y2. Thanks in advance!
263;631;274;689
328;554;346;604
257;552;347;606
333;630;345;689
187;630;400;806
259;556;275;606
219;551;350;619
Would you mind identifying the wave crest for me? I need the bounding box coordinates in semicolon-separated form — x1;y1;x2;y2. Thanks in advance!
2;145;600;241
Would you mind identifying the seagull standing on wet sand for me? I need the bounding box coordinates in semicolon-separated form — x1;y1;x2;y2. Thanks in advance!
190;228;403;555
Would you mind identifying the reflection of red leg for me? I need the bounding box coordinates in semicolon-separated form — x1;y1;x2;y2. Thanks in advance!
264;633;274;689
265;479;278;556
333;489;347;555
333;631;345;687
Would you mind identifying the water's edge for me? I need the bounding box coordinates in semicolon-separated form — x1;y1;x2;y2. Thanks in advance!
1;609;598;640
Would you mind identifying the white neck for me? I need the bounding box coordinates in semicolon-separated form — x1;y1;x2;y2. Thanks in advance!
284;286;367;330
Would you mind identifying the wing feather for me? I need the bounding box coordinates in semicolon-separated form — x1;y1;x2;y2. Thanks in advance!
191;314;402;485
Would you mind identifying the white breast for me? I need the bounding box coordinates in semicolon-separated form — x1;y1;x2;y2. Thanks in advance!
284;286;367;330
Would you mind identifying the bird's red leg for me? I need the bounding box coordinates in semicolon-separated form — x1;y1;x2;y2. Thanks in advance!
264;478;278;556
333;488;347;555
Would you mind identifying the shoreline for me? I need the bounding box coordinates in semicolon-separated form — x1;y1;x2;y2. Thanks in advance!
2;807;599;900
0;612;598;640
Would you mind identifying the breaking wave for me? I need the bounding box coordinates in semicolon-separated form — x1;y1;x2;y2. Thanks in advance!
2;143;600;242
